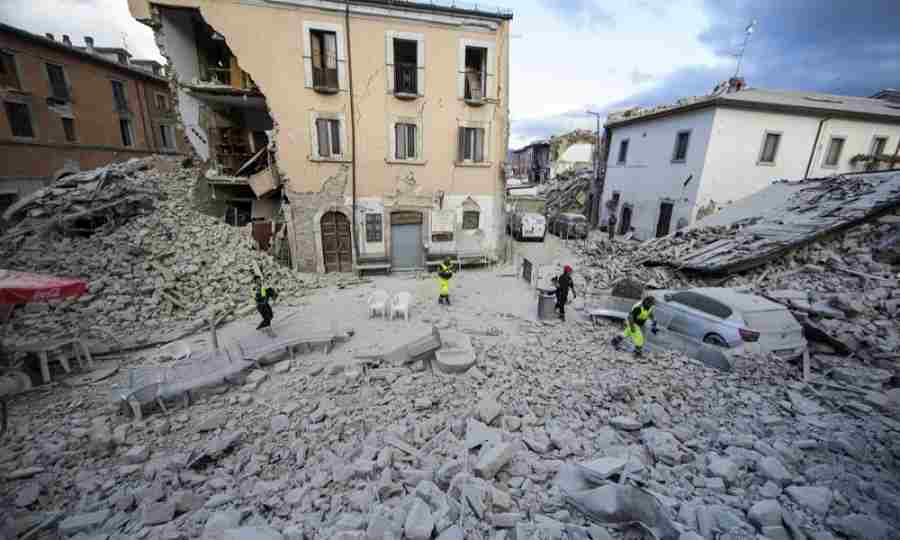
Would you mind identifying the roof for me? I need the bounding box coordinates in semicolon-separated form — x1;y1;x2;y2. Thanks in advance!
350;0;512;20
0;22;167;83
512;140;550;154
607;87;900;128
559;144;593;163
645;169;900;275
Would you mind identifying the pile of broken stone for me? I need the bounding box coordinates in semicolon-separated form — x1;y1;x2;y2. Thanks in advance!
542;170;592;218
3;311;900;540
0;158;343;354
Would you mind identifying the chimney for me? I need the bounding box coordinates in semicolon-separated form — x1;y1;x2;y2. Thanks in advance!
84;36;95;53
62;35;71;46
45;33;55;41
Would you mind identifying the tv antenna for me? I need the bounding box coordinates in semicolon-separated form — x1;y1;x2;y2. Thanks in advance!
734;19;757;78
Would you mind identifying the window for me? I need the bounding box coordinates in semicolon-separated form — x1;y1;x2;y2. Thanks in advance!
395;123;417;160
365;213;383;242
62;117;76;142
119;118;133;147
823;137;845;167
668;291;733;319
155;93;169;111
617;139;629;164
310;30;338;91
111;80;128;112
5;101;34;138
0;52;21;89
393;38;418;95
462;211;480;230
671;130;690;162
464;46;486;101
159;124;174;150
315;117;341;158
458;127;485;162
758;132;781;164
871;136;888;156
45;64;70;101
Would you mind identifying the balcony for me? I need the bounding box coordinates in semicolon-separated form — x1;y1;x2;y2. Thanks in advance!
463;70;485;106
313;67;339;94
394;63;418;99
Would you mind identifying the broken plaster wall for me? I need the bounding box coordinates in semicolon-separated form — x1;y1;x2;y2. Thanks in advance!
286;167;351;273
157;7;210;160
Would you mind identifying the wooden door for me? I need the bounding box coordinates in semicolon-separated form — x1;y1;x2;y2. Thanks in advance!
656;202;674;237
321;211;352;273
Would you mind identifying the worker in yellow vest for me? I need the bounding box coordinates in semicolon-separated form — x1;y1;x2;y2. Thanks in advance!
253;275;278;335
437;258;454;305
612;296;657;356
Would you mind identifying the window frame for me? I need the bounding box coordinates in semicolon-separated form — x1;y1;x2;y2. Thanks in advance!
463;46;487;101
458;39;495;101
310;112;346;161
365;213;383;243
111;79;129;112
870;135;888;156
44;62;71;102
155;92;169;112
822;136;846;168
4;99;36;139
303;22;346;92
119;117;134;147
159;124;175;150
458;126;486;164
0;50;22;90
757;130;782;165
394;122;418;161
671;130;691;163
616;138;629;165
462;210;480;230
62;117;77;142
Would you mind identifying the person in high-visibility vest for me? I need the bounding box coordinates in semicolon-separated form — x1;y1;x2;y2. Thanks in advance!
253;275;278;332
612;296;657;356
437;258;454;305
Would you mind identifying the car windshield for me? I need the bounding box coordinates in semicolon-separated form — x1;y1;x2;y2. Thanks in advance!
743;310;800;332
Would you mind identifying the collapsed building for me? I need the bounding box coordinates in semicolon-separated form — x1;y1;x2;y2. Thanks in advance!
128;0;513;273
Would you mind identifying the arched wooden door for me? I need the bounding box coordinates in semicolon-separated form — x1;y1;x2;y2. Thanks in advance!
321;211;352;273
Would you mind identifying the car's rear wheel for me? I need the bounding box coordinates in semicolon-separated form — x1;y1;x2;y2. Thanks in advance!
703;333;729;348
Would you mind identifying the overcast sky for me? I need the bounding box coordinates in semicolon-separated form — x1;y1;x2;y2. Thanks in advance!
3;0;898;149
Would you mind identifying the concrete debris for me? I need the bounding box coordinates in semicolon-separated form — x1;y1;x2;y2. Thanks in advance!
1;157;351;354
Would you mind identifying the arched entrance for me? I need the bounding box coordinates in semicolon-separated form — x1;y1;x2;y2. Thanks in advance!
321;211;352;273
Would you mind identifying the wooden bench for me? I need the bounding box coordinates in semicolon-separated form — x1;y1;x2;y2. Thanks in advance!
354;257;392;277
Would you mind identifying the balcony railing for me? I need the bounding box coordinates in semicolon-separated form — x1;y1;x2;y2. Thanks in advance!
464;69;484;102
394;63;418;96
313;67;339;93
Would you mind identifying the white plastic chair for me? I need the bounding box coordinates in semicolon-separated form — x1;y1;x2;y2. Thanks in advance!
391;292;412;322
368;290;390;319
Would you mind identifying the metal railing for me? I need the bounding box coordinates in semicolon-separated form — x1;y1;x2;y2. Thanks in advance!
313;67;339;91
394;63;417;94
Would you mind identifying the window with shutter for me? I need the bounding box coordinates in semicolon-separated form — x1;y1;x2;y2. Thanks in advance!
46;64;69;101
824;137;845;167
464;46;486;101
395;123;417;160
458;127;486;163
4;101;34;138
758;132;781;164
671;130;690;162
111;80;128;112
119;118;133;147
365;214;383;242
315;117;342;158
0;52;21;89
311;30;339;91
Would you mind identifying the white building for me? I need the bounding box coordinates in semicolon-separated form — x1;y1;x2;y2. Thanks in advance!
602;86;900;240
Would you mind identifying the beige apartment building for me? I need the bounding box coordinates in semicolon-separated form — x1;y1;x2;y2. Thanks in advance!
129;0;512;273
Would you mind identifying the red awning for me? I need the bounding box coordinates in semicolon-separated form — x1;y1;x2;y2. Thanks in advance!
0;269;88;305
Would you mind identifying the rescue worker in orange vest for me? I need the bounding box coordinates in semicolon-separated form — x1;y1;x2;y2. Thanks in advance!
437;258;454;305
612;296;657;357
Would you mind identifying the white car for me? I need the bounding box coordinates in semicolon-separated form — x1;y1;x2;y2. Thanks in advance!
648;287;807;360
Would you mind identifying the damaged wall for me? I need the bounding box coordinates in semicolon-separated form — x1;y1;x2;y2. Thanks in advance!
137;0;509;272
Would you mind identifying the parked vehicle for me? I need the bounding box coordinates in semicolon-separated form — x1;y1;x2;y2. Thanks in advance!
507;195;546;241
647;287;807;359
550;212;588;239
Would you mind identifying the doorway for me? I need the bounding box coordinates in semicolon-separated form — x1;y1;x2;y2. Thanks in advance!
656;201;674;237
391;211;423;270
321;211;352;273
619;205;632;235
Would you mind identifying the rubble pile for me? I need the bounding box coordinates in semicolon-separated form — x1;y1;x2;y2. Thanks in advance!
3;315;900;540
0;157;338;353
542;170;591;217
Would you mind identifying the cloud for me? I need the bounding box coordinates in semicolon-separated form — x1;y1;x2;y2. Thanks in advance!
539;0;615;31
0;0;163;62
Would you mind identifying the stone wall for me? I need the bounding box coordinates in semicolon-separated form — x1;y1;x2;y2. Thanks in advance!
286;166;351;272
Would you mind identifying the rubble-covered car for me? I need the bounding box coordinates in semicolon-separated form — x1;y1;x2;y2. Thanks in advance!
550;212;588;239
648;288;807;359
507;195;547;242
